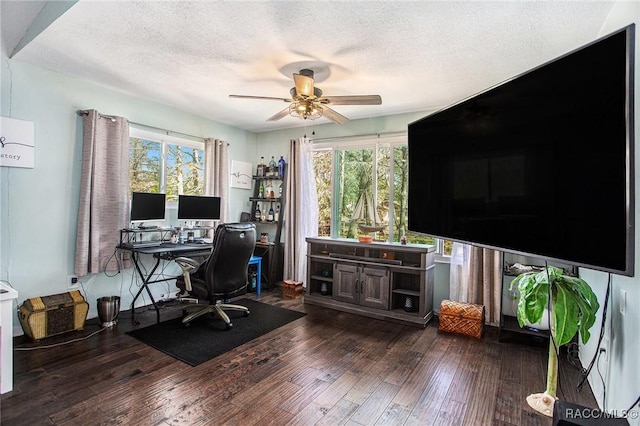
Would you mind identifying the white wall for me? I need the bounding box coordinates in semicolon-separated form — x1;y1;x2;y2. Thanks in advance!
0;56;256;331
578;2;639;423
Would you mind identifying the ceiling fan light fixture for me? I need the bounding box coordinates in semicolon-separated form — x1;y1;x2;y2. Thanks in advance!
289;101;323;121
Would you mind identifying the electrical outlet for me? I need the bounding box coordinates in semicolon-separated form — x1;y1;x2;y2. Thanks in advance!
620;289;627;315
598;347;607;360
67;275;79;289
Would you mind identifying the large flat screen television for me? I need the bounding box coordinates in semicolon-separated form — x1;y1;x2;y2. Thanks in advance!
408;24;635;277
177;195;221;221
130;192;166;222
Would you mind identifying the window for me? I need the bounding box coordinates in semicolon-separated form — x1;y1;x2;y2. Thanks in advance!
312;136;452;258
129;128;204;201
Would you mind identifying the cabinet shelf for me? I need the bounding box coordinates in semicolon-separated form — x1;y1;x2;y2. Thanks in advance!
391;288;420;297
252;175;283;181
310;275;333;282
250;197;283;202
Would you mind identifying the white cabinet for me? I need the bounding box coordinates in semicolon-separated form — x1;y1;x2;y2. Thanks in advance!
1;281;18;394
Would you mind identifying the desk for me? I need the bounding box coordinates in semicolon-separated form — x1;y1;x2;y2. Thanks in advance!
118;242;213;324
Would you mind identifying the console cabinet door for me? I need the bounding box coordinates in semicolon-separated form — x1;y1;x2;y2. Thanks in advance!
360;266;390;310
333;263;359;304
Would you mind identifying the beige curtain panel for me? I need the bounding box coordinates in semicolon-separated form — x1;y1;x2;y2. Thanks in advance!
204;138;228;227
449;242;502;325
75;110;130;277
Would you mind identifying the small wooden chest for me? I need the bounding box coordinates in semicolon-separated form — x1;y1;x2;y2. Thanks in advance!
18;290;89;341
438;299;485;339
282;280;303;299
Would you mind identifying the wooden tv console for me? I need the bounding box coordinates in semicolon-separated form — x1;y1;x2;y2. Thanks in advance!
305;237;435;328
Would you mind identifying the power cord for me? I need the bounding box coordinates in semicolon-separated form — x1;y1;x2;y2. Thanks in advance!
14;326;108;351
627;394;640;412
576;273;611;392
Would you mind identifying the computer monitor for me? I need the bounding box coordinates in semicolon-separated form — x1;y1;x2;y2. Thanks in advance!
130;192;166;224
177;195;221;222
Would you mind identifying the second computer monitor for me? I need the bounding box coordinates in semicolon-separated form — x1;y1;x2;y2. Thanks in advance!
177;195;221;222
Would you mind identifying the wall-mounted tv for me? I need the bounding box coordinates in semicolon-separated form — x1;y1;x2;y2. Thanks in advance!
408;24;635;277
177;195;221;221
130;192;166;222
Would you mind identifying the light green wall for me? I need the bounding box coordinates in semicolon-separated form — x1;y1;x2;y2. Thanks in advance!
0;56;256;328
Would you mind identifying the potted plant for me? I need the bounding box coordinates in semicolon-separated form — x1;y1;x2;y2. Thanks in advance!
510;266;600;417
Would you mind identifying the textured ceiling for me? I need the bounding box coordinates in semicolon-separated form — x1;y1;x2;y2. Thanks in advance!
2;1;617;133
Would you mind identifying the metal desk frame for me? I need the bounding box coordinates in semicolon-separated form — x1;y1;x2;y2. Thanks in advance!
119;242;213;324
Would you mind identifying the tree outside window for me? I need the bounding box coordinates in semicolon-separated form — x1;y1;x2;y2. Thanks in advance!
129;131;204;201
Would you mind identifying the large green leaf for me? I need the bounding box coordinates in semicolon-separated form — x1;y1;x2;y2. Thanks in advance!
554;285;580;346
557;275;599;344
512;270;548;327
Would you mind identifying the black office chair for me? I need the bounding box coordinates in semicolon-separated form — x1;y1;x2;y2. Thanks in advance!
175;222;256;330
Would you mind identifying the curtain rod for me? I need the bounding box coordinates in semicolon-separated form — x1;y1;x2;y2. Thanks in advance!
76;110;208;142
310;130;406;143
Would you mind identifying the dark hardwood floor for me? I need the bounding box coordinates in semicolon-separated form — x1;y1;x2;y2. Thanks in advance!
1;290;598;425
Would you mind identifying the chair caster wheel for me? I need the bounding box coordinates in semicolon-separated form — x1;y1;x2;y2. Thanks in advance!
244;310;250;317
182;321;191;328
225;322;233;330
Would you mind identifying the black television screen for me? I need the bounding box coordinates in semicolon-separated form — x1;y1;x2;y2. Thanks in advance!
130;192;166;222
177;195;221;221
408;24;635;276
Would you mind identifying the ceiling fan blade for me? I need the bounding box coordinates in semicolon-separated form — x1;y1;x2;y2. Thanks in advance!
293;73;315;98
320;95;382;105
266;106;291;122
321;105;349;125
229;94;292;102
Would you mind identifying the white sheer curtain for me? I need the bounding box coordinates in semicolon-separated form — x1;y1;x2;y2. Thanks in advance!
284;137;319;283
204;138;228;227
449;242;502;324
75;110;130;276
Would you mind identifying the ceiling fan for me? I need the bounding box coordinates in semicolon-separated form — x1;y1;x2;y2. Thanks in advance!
229;69;382;125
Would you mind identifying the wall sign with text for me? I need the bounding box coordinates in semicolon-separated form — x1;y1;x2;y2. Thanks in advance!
230;160;252;189
0;117;35;168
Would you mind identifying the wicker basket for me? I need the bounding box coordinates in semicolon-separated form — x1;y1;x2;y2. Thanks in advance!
18;290;89;341
438;299;485;339
282;280;303;299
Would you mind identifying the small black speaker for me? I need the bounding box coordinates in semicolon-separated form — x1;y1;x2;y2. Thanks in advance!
553;401;629;425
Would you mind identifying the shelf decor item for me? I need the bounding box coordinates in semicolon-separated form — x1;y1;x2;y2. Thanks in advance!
510;266;599;417
403;296;414;312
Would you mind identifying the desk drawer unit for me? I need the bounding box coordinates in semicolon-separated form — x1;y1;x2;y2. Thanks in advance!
18;290;89;341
